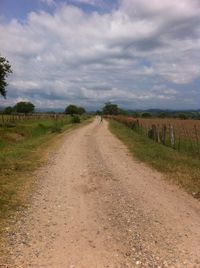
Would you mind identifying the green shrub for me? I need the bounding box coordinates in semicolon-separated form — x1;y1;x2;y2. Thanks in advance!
71;115;80;124
141;112;152;118
51;123;62;133
178;113;188;120
158;112;167;118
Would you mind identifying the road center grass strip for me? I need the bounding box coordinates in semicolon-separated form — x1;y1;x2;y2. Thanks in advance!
109;120;200;198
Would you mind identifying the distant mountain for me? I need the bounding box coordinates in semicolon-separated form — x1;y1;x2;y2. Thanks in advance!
0;106;65;113
35;108;64;113
127;109;200;114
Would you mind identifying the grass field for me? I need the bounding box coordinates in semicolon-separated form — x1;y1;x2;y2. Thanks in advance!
109;120;200;198
107;115;200;157
0;115;91;259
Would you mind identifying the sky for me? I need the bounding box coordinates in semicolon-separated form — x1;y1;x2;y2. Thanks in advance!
0;0;200;111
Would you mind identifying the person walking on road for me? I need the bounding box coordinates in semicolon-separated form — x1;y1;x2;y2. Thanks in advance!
100;114;103;123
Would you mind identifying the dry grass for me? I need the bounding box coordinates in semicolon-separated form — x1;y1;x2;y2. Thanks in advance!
109;120;200;198
138;118;200;141
107;116;200;156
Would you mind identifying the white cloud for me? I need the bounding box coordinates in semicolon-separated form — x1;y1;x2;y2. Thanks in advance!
0;0;200;110
10;80;40;91
39;0;56;7
70;0;100;6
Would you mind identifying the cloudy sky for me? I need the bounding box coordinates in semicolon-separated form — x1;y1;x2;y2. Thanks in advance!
0;0;200;111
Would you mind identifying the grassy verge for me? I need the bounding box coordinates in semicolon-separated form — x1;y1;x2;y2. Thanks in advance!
0;115;92;260
109;120;200;198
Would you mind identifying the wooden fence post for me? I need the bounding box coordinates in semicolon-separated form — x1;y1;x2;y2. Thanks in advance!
157;124;160;143
170;124;175;148
194;125;200;156
152;124;157;141
161;125;166;145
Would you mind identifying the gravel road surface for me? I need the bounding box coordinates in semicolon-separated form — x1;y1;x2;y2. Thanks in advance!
8;119;200;267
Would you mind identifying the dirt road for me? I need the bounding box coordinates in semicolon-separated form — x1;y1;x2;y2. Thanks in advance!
9;119;200;267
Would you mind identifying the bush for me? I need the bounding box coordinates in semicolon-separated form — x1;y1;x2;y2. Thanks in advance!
178;113;188;120
3;106;14;115
141;112;152;118
51;123;62;133
38;123;45;129
71;115;80;124
158;112;167;118
132;112;140;118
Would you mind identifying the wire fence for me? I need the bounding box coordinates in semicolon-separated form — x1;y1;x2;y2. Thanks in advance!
107;115;200;157
0;113;66;125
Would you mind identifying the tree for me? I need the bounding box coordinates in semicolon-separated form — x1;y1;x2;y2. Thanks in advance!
77;107;86;115
158;112;167;118
141;112;152;118
65;104;78;115
14;101;35;114
178;113;188;120
102;102;119;115
3;106;14;115
132;112;140;118
0;56;12;98
118;108;128;115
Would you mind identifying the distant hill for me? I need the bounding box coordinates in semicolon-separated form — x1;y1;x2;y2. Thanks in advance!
128;109;200;114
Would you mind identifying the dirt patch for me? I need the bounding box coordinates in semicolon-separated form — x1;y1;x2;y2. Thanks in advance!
6;132;25;142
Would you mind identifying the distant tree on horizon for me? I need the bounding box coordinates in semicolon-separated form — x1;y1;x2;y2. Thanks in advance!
14;101;35;114
158;112;167;118
102;102;120;115
65;104;79;115
178;113;188;120
0;55;12;98
77;107;86;115
3;106;14;115
132;112;140;118
141;112;152;118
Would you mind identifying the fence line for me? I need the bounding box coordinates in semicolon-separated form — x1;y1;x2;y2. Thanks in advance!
0;113;66;124
107;115;200;157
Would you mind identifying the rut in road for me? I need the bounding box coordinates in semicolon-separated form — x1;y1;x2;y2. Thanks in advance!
8;119;200;267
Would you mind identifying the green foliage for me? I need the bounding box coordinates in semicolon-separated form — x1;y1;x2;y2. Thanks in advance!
77;107;86;115
71;115;81;123
3;106;14;115
132;112;140;118
0;56;12;98
65;104;78;115
118;108;128;115
65;104;86;116
51;124;62;133
158;112;167;118
102;102;120;115
141;112;152;118
178;113;188;120
14;101;35;114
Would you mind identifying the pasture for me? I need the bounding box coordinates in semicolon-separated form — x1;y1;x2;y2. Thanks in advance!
109;119;200;198
108;116;200;157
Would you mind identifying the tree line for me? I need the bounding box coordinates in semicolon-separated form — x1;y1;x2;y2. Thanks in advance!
100;102;200;120
2;102;86;115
